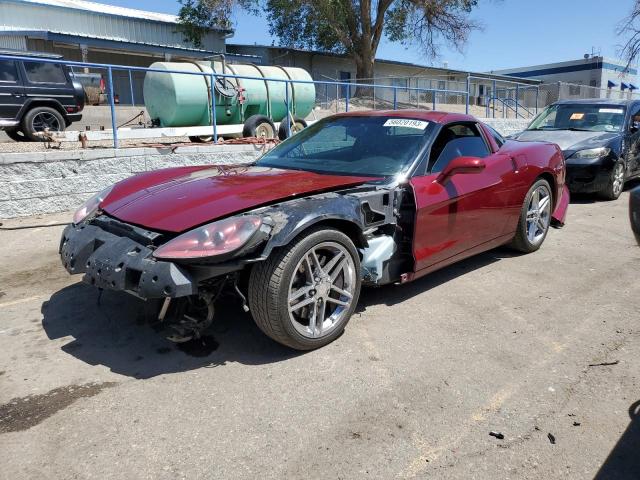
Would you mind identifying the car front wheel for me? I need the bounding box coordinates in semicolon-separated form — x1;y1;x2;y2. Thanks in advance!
599;161;625;201
249;228;361;350
510;178;553;253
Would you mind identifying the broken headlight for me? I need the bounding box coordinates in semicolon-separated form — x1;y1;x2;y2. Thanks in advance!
153;215;263;260
73;185;114;224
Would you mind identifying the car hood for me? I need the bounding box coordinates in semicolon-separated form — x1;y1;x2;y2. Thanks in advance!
101;164;375;232
512;129;620;152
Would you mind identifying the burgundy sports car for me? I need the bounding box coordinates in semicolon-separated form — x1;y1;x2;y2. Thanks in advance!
60;111;569;350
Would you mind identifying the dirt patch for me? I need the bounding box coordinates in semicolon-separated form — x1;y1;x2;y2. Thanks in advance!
0;382;117;433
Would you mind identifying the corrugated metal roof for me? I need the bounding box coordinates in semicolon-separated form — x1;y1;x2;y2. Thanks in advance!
18;0;226;29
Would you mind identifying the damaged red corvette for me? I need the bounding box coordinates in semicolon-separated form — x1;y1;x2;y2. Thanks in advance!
60;110;569;350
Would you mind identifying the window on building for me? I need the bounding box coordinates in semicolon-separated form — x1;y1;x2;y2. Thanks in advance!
0;61;18;83
437;80;446;90
23;61;67;84
391;77;408;91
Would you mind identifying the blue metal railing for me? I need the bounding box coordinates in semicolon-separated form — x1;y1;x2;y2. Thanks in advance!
1;54;538;148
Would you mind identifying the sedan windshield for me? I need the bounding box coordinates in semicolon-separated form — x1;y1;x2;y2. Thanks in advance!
258;116;435;177
528;104;626;132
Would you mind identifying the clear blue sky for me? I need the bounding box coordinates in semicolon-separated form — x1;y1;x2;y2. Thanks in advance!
101;0;634;71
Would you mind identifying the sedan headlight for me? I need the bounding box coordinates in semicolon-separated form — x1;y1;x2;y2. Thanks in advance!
568;147;611;160
73;186;114;224
153;215;263;260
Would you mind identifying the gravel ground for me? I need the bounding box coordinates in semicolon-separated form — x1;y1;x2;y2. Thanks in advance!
0;191;639;479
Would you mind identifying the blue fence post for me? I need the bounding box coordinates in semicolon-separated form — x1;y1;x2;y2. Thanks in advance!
465;75;470;115
128;69;135;106
210;73;218;143
285;79;291;137
393;87;397;110
515;84;519;118
535;86;539;116
345;83;350;112
432;89;436;110
107;66;118;149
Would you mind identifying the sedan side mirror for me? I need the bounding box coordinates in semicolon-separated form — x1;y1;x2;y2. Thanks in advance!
436;156;486;185
630;121;640;133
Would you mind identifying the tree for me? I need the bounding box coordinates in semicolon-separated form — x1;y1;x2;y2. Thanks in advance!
178;0;481;94
618;1;640;72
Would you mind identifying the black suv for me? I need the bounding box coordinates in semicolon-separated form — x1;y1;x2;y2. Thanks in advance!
0;50;84;141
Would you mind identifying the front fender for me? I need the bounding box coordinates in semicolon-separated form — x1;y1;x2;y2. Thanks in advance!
258;193;367;257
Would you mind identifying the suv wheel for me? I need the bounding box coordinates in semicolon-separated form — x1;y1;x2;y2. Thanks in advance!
22;107;66;141
4;128;27;142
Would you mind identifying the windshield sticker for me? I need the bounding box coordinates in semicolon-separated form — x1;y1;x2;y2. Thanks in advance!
570;113;585;120
383;119;429;130
599;108;624;114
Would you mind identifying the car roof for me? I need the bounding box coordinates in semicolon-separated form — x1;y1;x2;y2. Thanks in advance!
333;109;478;124
553;98;637;107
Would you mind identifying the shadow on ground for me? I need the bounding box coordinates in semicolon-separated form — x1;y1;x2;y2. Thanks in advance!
42;245;518;379
594;400;640;480
41;283;299;379
356;246;517;312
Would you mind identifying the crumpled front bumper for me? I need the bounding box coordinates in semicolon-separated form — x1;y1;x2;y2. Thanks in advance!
59;223;197;298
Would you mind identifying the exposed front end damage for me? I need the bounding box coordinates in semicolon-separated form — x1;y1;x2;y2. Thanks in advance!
59;183;411;341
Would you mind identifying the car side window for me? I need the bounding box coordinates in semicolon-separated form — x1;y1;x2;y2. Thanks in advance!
629;104;640;131
23;61;67;84
0;60;18;83
484;124;505;148
428;123;491;173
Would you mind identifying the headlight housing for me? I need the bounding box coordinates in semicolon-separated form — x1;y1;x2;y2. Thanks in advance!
73;186;113;224
568;147;611;160
153;215;263;260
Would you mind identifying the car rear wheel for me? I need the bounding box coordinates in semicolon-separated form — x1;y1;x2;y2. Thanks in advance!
510;178;553;253
599;161;625;201
22;106;66;141
248;228;361;350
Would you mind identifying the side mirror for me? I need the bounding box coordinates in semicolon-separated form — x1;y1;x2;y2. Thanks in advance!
436;156;486;185
630;121;640;133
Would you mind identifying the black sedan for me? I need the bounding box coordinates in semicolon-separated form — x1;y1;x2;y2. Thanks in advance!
512;99;640;200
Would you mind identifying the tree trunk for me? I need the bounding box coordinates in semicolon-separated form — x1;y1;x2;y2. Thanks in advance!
354;53;375;98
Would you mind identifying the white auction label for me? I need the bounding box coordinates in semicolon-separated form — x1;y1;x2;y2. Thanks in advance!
599;108;624;114
383;119;429;130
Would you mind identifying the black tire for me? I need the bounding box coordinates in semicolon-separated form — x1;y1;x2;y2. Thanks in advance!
277;117;308;140
188;135;213;143
242;114;276;139
598;161;625;201
510;178;553;253
248;228;362;350
4;128;27;142
22;106;66;141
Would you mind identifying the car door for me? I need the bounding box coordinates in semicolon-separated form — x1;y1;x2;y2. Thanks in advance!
0;59;25;124
625;103;640;175
409;122;516;272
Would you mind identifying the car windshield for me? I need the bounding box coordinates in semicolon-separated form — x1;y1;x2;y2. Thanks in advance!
257;116;435;177
528;104;626;132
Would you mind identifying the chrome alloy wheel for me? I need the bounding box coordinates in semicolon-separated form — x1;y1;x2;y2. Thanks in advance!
612;162;625;197
526;184;552;245
31;111;62;132
287;242;356;339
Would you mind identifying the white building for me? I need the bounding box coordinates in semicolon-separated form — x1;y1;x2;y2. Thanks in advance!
0;0;234;103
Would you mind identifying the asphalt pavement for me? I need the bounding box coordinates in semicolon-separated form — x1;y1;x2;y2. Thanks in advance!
0;191;639;479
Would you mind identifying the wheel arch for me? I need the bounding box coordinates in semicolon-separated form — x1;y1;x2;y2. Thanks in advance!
537;171;557;206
